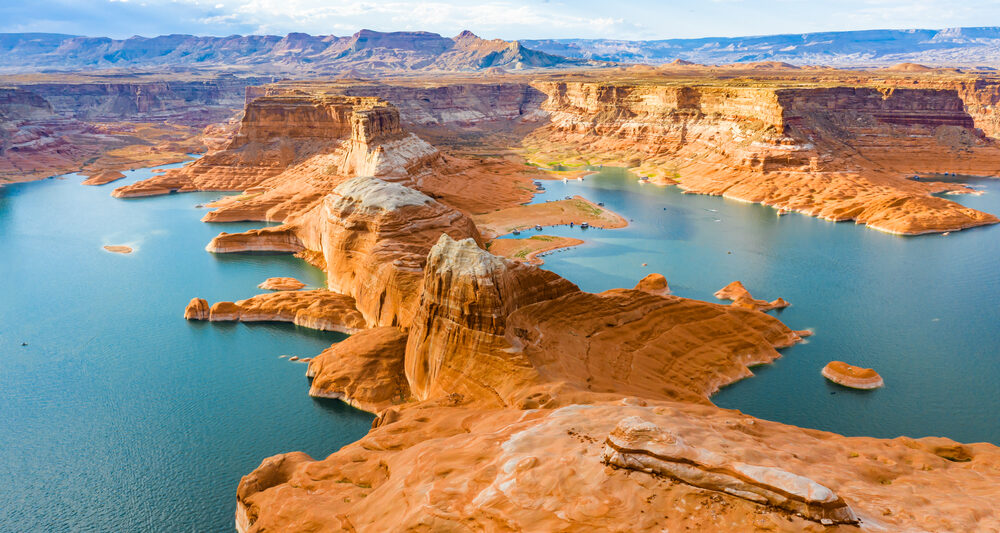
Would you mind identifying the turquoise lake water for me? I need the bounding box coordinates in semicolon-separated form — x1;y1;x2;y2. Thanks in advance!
508;167;1000;444
0;163;374;531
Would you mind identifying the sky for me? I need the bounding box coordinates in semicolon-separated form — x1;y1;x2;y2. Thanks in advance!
2;0;1000;41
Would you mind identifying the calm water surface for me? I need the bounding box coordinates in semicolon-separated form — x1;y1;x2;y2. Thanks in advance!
508;167;1000;444
0;163;373;532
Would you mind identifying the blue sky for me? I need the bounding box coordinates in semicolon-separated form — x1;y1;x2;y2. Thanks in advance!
1;0;999;40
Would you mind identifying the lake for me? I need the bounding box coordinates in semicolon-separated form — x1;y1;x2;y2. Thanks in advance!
0;163;374;531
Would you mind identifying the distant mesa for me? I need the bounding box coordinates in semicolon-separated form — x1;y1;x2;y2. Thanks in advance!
258;277;306;291
822;361;884;389
102;245;133;254
733;60;800;70
670;58;695;66
886;62;934;72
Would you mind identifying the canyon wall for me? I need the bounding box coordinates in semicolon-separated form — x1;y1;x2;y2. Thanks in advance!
0;75;271;182
14;75;271;123
527;80;1000;234
112;93;438;201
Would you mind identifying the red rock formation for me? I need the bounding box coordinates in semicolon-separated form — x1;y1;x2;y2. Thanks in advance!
102;245;132;254
194;291;365;332
306;327;410;412
112;94;440;206
257;277;305;290
405;235;579;404
822;361;885;389
602;416;858;524
209;301;241;321
206;226;304;253
238;401;1000;532
208;177;483;328
527;81;1000;234
405;236;803;406
633;272;670;296
81;170;125;185
183;298;209;320
714;280;790;312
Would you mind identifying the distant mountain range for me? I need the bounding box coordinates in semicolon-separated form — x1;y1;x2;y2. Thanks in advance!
0;30;593;74
522;27;1000;67
3;27;1000;75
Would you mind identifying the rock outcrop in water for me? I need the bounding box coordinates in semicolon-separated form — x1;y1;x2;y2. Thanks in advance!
634;273;670;296
183;298;209;320
307;326;410;412
207;177;483;329
822;361;885;389
257;277;305;291
715;281;790;312
195;291;366;333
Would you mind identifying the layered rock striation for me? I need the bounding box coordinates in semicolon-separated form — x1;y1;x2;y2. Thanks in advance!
526;81;1000;234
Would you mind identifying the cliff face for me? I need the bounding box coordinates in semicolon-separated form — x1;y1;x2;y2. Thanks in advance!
403;235;804;407
113;94;438;203
339;83;548;127
0;76;266;183
305;177;483;328
526;81;1000;234
405;236;579;403
13;76;267;123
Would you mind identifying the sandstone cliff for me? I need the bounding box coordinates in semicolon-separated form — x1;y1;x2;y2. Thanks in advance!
525;81;1000;234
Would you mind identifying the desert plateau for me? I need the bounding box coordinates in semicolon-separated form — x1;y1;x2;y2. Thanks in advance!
4;4;1000;532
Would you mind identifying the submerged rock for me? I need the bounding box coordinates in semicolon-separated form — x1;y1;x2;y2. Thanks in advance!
102;245;133;254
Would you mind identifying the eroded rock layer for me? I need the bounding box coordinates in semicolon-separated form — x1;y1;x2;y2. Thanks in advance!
306;326;410;413
238;402;1000;532
525;81;1000;234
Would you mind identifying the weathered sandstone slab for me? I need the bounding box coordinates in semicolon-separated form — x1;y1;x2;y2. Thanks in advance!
238;401;1000;532
602;416;858;524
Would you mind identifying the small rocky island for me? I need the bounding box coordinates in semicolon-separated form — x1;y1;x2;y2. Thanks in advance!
822;361;885;389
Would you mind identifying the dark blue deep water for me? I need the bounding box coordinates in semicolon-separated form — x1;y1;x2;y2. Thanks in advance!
506;167;1000;444
0;163;373;532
